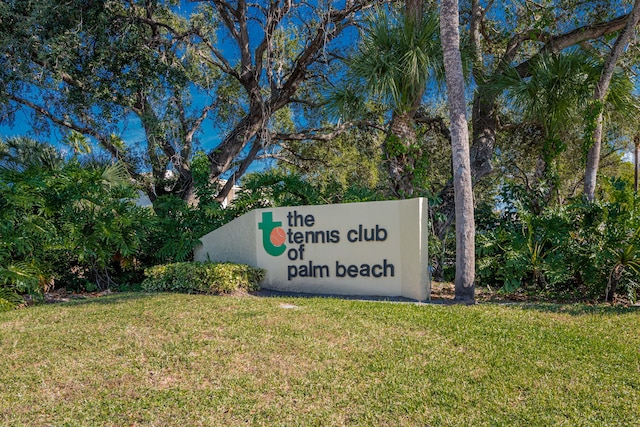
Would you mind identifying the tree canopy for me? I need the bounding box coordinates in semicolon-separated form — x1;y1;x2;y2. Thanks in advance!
1;0;375;203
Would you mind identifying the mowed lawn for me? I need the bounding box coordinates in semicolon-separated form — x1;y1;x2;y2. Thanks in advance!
1;293;638;426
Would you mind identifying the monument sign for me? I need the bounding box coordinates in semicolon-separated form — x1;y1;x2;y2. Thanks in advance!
194;198;430;300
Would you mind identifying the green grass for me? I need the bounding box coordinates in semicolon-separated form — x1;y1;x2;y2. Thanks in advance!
1;294;639;426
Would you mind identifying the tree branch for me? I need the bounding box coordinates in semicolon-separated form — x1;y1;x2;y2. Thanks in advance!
271;120;385;142
216;138;263;202
413;113;451;141
255;0;292;88
289;97;329;108
515;14;632;77
185;102;217;154
271;0;371;109
8;94;140;179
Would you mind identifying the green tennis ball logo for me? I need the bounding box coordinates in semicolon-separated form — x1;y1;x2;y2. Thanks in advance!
259;212;286;256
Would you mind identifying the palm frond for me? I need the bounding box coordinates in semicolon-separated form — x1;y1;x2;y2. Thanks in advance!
325;85;367;120
606;71;640;121
346;7;440;114
101;161;130;187
62;130;92;155
0;137;63;171
491;51;601;136
0;262;41;293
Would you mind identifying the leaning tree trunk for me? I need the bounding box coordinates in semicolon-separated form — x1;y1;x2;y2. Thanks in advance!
440;0;475;302
584;0;640;201
635;134;640;192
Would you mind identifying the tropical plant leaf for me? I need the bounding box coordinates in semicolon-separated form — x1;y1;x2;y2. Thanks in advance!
101;161;130;187
0;287;25;312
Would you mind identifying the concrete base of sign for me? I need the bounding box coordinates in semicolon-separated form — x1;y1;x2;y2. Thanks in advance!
195;198;430;301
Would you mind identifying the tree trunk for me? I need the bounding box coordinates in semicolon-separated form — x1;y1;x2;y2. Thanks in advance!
469;87;497;181
606;264;625;303
584;0;640;201
132;92;199;204
440;0;475;303
433;87;496;240
385;111;420;197
207;112;267;179
635;134;639;193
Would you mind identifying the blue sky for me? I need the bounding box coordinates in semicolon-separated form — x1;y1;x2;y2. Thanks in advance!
2;0;637;161
0;0;338;162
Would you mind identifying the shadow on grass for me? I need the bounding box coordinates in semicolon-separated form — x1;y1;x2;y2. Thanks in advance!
50;292;156;307
45;289;640;316
250;289;423;303
251;287;640;313
510;302;640;316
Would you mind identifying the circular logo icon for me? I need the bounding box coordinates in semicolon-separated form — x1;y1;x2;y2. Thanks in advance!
269;227;286;247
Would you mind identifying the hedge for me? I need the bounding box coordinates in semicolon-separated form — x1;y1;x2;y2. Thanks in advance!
142;262;265;294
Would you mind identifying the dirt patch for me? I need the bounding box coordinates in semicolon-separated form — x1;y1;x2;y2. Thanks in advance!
27;288;115;305
429;282;456;301
430;282;501;302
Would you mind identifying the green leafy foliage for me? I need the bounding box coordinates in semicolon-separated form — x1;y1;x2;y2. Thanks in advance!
275;130;385;193
143;194;239;264
0;287;24;312
143;153;253;264
142;262;264;294
237;170;387;208
0;138;152;294
477;178;640;301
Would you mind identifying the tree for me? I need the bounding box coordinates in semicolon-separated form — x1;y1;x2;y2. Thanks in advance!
440;0;475;302
273;127;385;192
0;0;373;205
492;50;640;212
432;0;638;239
333;5;442;197
584;0;640;201
1;0;200;200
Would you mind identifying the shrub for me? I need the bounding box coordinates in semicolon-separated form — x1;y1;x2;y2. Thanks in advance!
0;287;25;312
476;178;640;301
1;138;152;293
142;262;264;294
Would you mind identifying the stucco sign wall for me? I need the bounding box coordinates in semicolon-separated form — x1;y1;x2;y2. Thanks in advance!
194;198;430;300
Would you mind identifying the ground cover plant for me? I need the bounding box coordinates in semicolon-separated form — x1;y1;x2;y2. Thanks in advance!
1;293;638;426
0;138;152;304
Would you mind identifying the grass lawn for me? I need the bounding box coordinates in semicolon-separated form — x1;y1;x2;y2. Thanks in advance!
1;293;638;426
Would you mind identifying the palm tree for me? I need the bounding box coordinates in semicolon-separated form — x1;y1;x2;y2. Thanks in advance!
0;136;64;170
336;6;441;197
606;243;640;303
440;0;475;302
492;52;599;211
491;51;639;212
